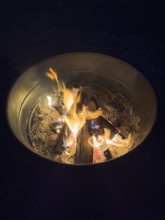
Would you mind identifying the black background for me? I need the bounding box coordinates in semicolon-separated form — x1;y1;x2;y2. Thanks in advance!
1;0;165;219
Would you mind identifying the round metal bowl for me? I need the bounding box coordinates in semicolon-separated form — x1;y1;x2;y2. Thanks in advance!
7;53;157;164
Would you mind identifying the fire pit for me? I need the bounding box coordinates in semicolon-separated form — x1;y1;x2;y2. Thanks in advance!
7;53;157;165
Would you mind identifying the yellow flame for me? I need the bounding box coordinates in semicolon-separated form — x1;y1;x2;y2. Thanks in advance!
45;67;132;154
62;84;80;111
45;68;80;112
82;106;102;120
63;95;102;137
63;93;84;137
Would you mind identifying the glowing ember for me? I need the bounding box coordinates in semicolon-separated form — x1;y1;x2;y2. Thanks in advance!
93;147;106;163
44;68;133;163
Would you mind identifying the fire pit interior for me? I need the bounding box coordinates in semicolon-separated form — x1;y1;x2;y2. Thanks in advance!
7;53;157;165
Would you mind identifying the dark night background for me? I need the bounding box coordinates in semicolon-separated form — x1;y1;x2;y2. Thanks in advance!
0;0;165;219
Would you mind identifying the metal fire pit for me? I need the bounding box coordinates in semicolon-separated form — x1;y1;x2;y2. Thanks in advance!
7;53;157;165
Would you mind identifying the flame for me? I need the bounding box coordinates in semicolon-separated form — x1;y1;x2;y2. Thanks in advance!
93;147;106;163
63;133;76;148
46;68;79;112
63;96;102;137
91;120;100;130
62;84;79;111
45;68;60;88
88;128;110;151
45;68;132;162
88;128;132;153
47;96;52;106
106;132;132;147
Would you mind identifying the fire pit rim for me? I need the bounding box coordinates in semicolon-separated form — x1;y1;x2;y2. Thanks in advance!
7;52;157;165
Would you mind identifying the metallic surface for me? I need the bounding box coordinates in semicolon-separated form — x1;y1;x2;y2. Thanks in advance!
7;53;157;161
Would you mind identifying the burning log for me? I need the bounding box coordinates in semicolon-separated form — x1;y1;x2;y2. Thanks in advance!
46;68;120;163
75;93;93;164
98;118;113;160
90;116;113;161
76;121;93;164
40;68;129;163
25;67;137;164
52;124;66;155
47;90;119;163
75;93;113;163
88;97;113;161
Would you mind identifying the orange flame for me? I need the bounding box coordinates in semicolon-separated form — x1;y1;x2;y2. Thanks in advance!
45;68;79;111
46;68;132;161
63;94;102;137
46;68;102;137
45;68;60;86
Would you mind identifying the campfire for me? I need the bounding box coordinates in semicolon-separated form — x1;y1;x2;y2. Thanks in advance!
7;53;157;165
27;67;139;164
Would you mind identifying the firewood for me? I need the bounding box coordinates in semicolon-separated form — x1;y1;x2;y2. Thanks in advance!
75;121;93;164
76;92;115;163
95;118;113;160
98;117;113;159
88;97;113;160
53;124;66;155
75;93;93;164
53;92;117;162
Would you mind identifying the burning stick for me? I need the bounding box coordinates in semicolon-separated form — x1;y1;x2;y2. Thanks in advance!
52;124;67;155
97;118;113;160
45;68;132;164
75;94;94;164
76;121;93;164
75;93;112;164
87;98;113;162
